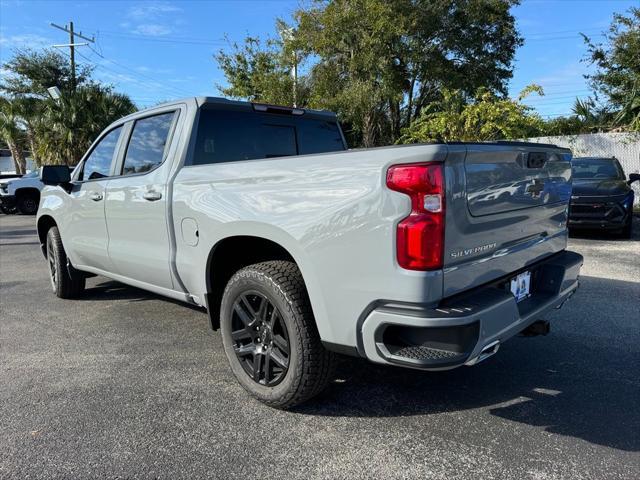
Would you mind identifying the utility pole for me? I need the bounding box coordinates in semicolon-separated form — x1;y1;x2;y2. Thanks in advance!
292;50;298;108
281;27;298;108
50;21;95;91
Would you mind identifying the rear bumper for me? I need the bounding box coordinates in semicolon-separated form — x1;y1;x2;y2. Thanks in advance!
358;250;583;370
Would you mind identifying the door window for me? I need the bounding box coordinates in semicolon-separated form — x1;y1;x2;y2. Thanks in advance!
80;126;122;181
122;112;176;175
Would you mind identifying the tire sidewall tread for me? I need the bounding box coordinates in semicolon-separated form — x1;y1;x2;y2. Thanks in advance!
220;260;335;409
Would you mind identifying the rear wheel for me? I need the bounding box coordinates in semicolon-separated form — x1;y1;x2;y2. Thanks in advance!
220;261;335;408
17;193;39;215
46;226;85;298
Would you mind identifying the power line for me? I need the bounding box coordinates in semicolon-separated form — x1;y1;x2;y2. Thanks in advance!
84;44;192;98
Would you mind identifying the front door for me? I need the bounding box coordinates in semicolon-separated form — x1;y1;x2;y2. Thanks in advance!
104;110;178;290
65;126;124;271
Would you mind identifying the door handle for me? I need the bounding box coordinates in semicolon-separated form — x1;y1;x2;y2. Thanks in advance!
90;192;103;201
143;191;162;201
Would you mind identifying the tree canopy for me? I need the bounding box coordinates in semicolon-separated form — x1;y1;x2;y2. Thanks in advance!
582;7;640;130
399;86;545;143
217;0;523;147
0;49;135;168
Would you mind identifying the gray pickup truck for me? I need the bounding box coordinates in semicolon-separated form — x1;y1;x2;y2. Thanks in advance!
37;97;582;408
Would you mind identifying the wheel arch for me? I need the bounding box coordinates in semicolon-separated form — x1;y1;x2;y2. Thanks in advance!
37;215;57;257
15;187;41;200
205;235;308;331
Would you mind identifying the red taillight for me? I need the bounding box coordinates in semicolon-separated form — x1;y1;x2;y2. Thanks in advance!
386;163;445;271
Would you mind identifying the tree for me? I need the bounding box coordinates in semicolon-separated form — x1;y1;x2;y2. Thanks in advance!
215;33;307;107
582;7;640;130
398;86;544;143
1;49;136;167
216;0;523;147
35;85;136;165
0;48;94;98
0;97;27;173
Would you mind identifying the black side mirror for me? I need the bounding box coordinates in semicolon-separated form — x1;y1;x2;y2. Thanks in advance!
40;165;71;186
628;173;640;185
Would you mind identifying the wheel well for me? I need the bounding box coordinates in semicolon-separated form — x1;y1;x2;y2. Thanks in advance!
37;215;57;257
15;187;40;200
205;236;296;330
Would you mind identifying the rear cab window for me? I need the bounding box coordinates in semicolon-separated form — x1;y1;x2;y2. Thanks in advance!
191;108;345;166
121;111;177;175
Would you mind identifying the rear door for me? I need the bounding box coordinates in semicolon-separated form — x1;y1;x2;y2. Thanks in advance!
442;143;572;297
65;126;124;271
104;109;180;289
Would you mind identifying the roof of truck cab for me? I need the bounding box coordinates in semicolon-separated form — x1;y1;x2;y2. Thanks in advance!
128;96;337;121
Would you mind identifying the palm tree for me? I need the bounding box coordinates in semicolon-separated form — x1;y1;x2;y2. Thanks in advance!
35;85;136;165
0;97;27;174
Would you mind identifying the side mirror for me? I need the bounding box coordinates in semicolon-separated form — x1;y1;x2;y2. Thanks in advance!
628;173;640;185
40;165;71;186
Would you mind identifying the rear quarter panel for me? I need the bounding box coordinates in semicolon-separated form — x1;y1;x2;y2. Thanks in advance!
172;144;448;347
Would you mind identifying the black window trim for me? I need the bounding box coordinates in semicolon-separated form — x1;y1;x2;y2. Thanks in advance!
113;109;181;179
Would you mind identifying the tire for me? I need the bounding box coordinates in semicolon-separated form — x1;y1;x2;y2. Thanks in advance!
620;216;633;239
17;193;39;215
220;260;335;409
46;226;85;298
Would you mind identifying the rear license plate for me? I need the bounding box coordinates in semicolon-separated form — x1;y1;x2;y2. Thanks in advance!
510;271;531;302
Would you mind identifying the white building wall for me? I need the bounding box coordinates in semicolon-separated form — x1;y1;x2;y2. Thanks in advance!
527;132;640;205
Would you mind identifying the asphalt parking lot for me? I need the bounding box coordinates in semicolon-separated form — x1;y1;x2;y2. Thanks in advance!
1;214;639;479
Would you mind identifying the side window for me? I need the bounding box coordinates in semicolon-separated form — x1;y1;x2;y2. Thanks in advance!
80;126;122;181
122;112;176;176
192;109;344;166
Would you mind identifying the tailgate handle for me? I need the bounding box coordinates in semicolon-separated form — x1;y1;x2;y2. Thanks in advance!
527;152;547;169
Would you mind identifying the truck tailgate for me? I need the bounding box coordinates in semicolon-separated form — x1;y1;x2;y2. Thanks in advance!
442;142;573;297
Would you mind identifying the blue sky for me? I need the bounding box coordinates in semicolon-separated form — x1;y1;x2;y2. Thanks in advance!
0;0;637;118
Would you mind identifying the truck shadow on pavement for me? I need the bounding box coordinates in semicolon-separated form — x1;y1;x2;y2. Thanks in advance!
297;274;640;453
32;260;638;453
82;280;206;313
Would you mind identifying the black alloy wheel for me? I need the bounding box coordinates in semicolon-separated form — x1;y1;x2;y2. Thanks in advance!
231;291;290;386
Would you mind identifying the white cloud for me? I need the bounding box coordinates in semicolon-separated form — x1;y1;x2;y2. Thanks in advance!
0;33;52;48
123;2;183;37
132;24;173;36
128;2;182;20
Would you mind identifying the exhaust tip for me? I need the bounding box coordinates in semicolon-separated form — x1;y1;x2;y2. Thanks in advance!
465;340;500;366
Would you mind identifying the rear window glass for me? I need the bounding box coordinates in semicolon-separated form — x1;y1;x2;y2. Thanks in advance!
122;112;176;175
191;109;345;165
572;158;624;180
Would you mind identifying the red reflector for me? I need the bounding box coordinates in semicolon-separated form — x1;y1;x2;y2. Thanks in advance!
387;163;445;271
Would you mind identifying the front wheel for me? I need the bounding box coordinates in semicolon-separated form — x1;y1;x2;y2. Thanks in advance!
220;261;335;409
17;194;39;215
46;226;85;298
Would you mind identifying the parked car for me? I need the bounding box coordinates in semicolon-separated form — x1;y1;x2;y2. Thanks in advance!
0;170;45;215
36;97;583;408
569;157;639;238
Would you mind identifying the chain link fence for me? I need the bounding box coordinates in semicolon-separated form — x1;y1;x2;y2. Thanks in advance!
527;132;640;204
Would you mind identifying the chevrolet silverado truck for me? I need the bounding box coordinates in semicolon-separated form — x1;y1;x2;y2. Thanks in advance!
37;97;583;408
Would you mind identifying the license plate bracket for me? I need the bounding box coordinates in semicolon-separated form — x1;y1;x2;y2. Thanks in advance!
510;271;531;302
